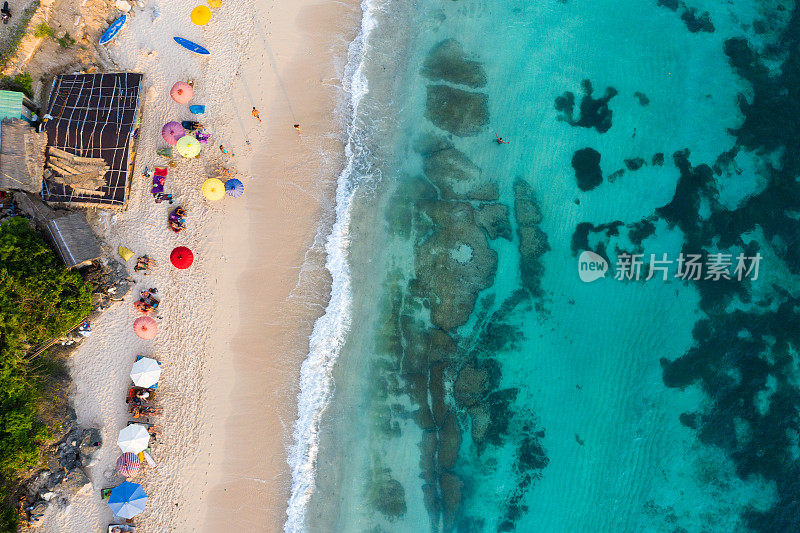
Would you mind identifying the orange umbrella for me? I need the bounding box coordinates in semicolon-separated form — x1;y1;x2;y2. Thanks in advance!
133;316;158;340
170;81;193;104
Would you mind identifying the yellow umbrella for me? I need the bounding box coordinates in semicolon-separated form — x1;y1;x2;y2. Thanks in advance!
191;5;211;25
176;135;201;158
202;178;225;201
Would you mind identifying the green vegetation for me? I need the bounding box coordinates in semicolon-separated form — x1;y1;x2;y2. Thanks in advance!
33;22;54;39
0;217;93;531
0;1;41;71
0;72;33;98
56;31;75;49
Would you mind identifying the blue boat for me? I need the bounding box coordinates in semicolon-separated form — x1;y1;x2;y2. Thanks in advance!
99;15;126;45
173;37;210;55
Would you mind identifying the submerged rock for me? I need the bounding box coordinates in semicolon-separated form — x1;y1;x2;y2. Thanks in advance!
624;157;645;171
370;470;407;519
430;362;448;427
438;413;462;470
440;471;463;527
514;180;550;296
414;201;498;330
453;364;490;408
572;148;603;191
426;85;489;137
474;203;511;240
422;39;487;88
419;137;497;201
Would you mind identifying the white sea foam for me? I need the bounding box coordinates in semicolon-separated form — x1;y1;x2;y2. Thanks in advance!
285;1;381;531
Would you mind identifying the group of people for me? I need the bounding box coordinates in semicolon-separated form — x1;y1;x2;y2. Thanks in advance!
168;206;186;232
134;288;159;315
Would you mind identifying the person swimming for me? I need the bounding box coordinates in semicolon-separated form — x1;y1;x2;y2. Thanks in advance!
495;133;509;145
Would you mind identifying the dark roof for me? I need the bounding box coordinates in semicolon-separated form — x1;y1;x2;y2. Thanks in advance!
41;72;143;208
45;212;102;268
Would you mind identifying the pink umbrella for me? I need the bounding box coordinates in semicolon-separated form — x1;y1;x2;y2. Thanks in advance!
170;81;193;104
116;452;140;478
133;316;158;340
161;121;185;146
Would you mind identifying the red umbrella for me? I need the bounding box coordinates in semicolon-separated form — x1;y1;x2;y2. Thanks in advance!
170;246;194;269
133;316;158;340
116;452;140;478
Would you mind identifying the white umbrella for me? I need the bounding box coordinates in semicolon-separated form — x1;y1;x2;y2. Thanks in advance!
117;424;150;453
130;357;161;388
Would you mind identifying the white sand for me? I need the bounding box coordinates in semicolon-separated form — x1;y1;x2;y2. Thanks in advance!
35;0;359;530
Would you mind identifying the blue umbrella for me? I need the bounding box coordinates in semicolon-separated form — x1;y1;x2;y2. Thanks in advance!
108;481;148;518
224;178;244;198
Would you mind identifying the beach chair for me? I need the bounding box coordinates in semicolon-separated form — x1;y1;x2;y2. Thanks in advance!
108;524;134;533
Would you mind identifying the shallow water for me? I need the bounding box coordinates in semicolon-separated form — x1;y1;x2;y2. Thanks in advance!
294;0;800;531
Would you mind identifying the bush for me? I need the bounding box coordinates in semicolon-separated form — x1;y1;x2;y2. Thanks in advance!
33;22;54;38
56;32;75;49
0;73;33;98
0;217;93;528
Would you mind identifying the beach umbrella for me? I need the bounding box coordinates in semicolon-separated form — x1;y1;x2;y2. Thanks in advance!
130;357;161;388
224;178;244;198
170;246;194;269
117;424;150;454
108;481;148;519
161;121;185;146
176;135;201;158
191;5;211;25
202;178;225;201
170;81;193;104
133;316;158;340
116;453;140;478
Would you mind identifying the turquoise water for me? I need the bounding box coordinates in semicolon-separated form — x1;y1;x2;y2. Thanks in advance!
294;0;800;531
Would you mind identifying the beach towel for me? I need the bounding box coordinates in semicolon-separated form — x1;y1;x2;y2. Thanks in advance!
151;167;167;195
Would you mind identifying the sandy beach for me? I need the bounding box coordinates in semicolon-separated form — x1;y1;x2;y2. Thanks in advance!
30;0;360;530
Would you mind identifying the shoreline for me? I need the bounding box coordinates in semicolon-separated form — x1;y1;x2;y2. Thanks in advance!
202;0;361;531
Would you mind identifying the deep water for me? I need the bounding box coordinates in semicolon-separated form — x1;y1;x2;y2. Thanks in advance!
300;0;800;531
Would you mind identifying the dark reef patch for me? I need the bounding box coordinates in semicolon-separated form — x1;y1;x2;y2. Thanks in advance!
652;152;665;166
681;7;715;33
555;79;617;133
571;148;603;191
421;39;487;88
624;157;646;171
634;91;650;105
657;1;714;33
425;85;489;137
608;168;625;182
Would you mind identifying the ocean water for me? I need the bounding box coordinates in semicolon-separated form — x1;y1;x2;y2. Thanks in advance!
290;0;800;531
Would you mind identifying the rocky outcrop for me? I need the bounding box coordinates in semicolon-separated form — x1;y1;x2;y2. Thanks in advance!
426;85;489;137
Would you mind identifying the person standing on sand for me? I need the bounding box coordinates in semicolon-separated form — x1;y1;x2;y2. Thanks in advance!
252;107;261;123
294;124;301;135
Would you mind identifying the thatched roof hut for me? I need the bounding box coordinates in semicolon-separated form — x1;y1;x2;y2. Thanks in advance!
44;212;101;268
0;118;47;193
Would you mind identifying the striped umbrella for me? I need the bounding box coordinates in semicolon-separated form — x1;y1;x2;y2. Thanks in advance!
116;452;140;478
224;178;244;198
